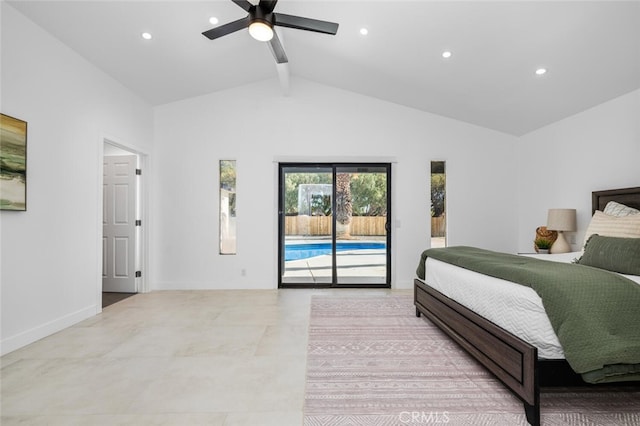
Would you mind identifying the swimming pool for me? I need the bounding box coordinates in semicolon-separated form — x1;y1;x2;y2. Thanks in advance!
284;241;386;261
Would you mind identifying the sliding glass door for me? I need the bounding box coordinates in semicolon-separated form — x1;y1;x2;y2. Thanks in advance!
280;165;334;285
278;163;391;288
334;165;389;285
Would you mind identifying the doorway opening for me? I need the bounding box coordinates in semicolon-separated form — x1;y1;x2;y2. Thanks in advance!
102;142;142;307
278;163;391;288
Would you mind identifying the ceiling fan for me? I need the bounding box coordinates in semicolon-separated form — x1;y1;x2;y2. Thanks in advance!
202;0;339;64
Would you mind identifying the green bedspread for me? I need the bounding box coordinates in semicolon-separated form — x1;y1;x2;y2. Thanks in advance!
416;246;640;383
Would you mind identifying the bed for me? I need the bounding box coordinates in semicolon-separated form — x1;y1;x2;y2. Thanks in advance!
413;186;640;426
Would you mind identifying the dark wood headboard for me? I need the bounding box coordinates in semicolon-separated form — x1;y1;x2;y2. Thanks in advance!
592;187;640;214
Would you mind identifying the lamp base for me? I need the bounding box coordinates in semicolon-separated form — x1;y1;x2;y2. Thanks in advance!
550;231;571;254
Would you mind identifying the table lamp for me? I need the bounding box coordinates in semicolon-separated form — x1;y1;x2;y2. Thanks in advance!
546;208;577;254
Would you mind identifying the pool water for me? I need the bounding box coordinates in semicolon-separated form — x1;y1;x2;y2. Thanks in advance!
284;241;386;261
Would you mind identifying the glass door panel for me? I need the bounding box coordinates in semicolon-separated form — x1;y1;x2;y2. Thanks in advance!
335;165;389;285
279;163;390;287
280;166;333;285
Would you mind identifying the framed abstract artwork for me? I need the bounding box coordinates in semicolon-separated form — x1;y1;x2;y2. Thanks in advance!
0;113;27;211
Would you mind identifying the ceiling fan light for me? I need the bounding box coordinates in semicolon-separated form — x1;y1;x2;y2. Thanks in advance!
249;21;273;42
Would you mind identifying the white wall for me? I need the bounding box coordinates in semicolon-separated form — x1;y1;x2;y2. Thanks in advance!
152;78;518;291
517;90;640;253
0;4;153;355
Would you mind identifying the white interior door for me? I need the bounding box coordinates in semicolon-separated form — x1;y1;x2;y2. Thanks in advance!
103;154;137;293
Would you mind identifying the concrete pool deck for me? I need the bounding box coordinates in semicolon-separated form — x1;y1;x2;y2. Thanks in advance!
281;237;444;284
282;237;386;284
283;249;387;284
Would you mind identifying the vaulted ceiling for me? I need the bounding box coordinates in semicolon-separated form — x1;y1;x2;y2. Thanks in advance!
6;1;640;136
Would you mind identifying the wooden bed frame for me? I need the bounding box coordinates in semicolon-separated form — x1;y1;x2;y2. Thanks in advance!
414;186;640;426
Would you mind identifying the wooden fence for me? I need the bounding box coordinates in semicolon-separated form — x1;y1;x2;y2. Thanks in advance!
285;216;387;236
431;215;446;237
431;215;447;237
284;215;446;237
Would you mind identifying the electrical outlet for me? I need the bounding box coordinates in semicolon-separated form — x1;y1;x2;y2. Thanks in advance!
569;235;576;244
241;269;246;276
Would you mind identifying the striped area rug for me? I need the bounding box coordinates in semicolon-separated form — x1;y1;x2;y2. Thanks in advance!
303;295;640;426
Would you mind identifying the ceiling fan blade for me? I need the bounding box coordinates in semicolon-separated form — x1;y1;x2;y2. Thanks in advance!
267;31;288;64
202;16;251;40
273;13;339;35
232;0;253;12
259;0;278;14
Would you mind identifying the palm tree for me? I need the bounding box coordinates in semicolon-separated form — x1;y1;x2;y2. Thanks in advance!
335;173;352;238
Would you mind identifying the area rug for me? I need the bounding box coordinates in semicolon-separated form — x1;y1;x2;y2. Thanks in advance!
304;295;640;426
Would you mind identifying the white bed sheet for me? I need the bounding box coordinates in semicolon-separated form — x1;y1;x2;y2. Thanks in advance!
422;252;640;360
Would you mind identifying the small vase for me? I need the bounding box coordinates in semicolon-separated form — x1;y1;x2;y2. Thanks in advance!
538;249;549;254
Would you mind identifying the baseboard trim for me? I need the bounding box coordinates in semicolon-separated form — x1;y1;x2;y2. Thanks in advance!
152;281;276;290
1;305;97;356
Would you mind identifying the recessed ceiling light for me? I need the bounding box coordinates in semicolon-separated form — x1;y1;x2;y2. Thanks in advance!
141;32;152;40
360;28;368;36
535;68;547;76
442;51;452;59
209;17;219;25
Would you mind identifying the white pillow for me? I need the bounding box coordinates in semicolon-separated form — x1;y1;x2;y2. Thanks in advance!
603;201;640;217
583;210;640;249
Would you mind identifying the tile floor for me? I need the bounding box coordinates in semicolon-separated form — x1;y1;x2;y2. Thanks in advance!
1;288;409;425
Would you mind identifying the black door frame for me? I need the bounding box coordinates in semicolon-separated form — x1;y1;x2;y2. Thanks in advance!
278;162;391;288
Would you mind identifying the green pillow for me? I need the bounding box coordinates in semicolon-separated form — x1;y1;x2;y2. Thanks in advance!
577;234;640;275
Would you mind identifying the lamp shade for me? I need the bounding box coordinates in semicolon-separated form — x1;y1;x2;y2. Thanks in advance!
547;208;577;232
